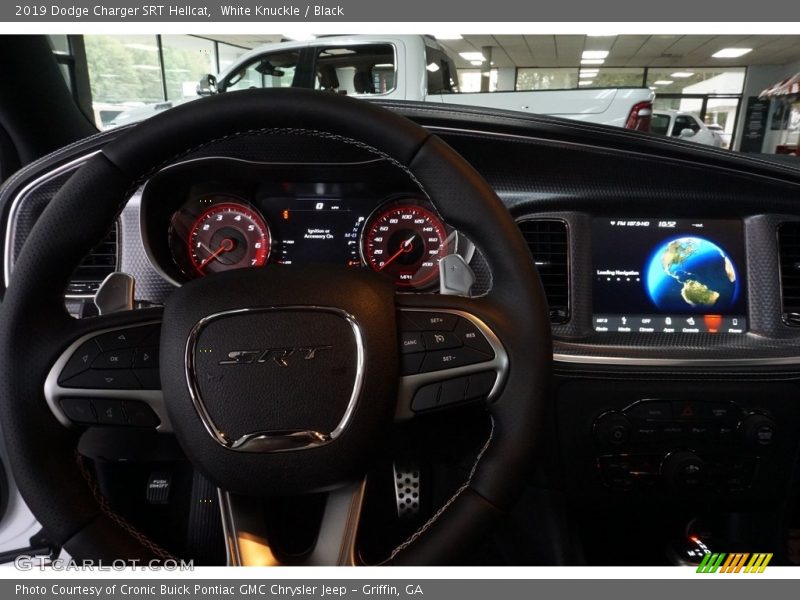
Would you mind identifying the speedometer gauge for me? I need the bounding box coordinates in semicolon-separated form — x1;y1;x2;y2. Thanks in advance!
361;202;450;288
187;203;271;276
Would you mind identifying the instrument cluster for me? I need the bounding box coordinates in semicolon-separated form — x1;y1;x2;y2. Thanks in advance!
141;159;468;292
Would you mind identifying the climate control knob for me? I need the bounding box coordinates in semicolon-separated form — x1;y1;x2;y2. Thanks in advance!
661;450;706;490
593;412;632;449
741;413;777;448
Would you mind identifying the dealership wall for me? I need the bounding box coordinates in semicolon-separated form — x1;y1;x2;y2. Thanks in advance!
733;58;800;152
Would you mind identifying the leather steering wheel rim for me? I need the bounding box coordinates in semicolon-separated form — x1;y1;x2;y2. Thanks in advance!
0;88;551;564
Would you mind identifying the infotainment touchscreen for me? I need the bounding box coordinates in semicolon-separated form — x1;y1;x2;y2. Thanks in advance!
592;218;747;334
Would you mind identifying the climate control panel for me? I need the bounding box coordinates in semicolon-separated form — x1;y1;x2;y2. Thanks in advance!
556;379;800;506
592;399;775;493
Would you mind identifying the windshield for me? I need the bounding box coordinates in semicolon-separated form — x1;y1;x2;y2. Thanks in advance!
56;34;800;155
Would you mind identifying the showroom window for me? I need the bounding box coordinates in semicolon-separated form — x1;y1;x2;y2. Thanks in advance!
218;42;250;73
161;35;216;101
80;35;249;129
578;67;645;88
459;69;499;92
516;68;578;90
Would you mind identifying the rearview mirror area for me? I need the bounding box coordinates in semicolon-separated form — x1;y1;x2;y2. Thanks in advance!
197;74;217;96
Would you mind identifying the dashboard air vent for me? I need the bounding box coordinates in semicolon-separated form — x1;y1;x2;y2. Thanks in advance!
779;222;800;326
66;222;119;296
517;219;569;324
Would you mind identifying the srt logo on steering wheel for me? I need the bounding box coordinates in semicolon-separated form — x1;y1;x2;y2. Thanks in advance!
218;346;333;367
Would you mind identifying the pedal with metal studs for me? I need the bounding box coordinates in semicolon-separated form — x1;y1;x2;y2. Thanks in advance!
392;460;421;520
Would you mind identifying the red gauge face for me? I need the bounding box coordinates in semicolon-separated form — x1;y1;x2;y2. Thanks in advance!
188;203;270;276
362;203;449;288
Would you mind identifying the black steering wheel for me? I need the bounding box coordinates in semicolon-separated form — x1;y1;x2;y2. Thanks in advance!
0;89;550;565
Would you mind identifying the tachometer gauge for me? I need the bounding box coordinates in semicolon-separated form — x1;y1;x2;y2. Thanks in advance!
186;203;271;276
361;202;450;288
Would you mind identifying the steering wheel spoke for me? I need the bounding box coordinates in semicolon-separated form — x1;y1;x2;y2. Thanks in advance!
219;480;366;566
44;308;168;432
394;298;508;421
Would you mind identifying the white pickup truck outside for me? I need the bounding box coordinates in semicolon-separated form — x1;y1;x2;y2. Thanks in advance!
110;35;655;130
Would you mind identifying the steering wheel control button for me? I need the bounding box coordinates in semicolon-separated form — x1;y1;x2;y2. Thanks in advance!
133;369;161;390
133;346;159;368
593;412;632;448
423;331;461;351
440;377;469;406
400;333;425;354
93;399;127;425
95;326;152;351
419;346;492;373
124;401;160;427
411;383;441;412
454;319;494;356
60;398;96;424
413;312;458;331
466;371;497;401
58;340;101;383
401;353;424;375
92;348;135;370
61;369;141;390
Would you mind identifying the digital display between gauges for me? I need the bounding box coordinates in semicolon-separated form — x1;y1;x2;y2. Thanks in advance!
260;197;364;268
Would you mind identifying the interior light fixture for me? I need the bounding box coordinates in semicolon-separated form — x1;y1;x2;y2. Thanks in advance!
460;52;485;61
712;48;752;58
582;50;609;59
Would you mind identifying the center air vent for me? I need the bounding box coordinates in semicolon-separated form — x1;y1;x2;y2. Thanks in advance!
778;222;800;326
66;222;119;296
517;219;569;324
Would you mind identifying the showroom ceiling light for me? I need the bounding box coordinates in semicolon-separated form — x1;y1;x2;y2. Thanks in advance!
654;80;674;85
581;59;605;65
283;33;316;41
579;72;596;78
712;48;752;58
671;72;695;78
426;62;440;72
580;68;600;74
431;33;462;40
578;80;594;86
470;60;484;66
582;50;609;59
460;52;485;61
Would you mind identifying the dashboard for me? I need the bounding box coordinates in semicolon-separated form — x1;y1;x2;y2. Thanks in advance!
3;101;800;565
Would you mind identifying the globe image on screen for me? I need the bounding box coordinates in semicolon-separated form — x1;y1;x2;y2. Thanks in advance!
645;237;740;312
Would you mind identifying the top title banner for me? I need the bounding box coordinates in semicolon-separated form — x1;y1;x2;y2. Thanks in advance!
4;0;800;22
